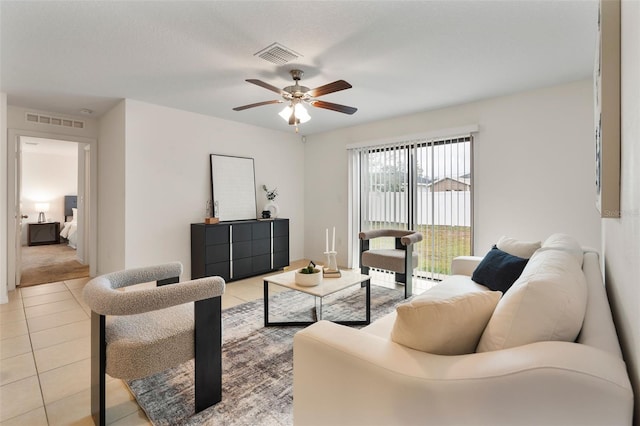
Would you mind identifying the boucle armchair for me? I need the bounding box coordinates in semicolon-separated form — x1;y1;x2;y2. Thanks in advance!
82;262;225;426
359;229;423;298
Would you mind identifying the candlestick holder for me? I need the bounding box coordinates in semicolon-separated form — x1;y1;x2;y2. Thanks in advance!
324;251;338;272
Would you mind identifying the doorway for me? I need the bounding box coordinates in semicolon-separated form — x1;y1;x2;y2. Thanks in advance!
6;129;97;291
18;137;89;286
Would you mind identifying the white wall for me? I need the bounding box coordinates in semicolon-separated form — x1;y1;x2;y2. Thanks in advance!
1;92;7;304
97;100;126;275
119;99;304;279
304;80;600;266
20;149;77;245
603;0;640;420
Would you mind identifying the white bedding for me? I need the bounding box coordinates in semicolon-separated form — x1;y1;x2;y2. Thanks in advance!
60;207;78;248
60;221;78;248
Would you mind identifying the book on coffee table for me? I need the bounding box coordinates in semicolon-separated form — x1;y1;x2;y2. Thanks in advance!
323;268;341;278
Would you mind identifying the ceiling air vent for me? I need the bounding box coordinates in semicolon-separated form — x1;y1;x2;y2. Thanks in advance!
25;112;84;129
254;42;301;65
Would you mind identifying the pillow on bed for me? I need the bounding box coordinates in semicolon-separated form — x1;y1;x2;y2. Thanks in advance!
72;208;77;222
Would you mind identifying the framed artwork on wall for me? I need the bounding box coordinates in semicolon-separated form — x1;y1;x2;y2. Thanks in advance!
594;0;620;218
210;154;257;221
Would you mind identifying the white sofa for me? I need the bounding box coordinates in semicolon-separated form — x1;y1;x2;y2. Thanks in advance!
293;236;634;426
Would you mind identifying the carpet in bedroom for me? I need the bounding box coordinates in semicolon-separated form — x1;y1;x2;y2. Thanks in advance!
20;244;89;286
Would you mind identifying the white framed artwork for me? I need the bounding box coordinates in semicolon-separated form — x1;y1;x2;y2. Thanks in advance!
210;154;257;221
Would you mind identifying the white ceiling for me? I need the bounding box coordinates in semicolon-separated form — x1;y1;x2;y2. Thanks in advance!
0;0;597;136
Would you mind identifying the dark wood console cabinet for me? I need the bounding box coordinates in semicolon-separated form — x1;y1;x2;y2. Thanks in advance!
28;222;60;246
191;219;289;281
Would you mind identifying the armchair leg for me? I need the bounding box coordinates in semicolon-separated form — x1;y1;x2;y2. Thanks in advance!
90;312;106;426
405;271;413;299
404;245;414;298
194;297;223;412
360;266;369;288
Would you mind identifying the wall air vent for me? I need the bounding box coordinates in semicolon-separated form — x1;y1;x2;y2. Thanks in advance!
25;112;84;129
254;42;301;65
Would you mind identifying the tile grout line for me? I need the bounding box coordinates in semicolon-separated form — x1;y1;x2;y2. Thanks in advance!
21;284;51;426
4;278;94;425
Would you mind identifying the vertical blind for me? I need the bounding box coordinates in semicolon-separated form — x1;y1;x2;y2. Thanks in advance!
349;135;473;279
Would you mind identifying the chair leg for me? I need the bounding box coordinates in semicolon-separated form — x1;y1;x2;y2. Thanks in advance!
404;245;414;298
90;312;106;426
405;271;413;299
360;266;370;288
194;297;223;412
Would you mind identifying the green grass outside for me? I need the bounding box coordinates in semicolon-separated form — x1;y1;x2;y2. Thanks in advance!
367;223;471;275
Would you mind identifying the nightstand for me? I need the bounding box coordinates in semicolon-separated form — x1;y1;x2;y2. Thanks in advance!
28;222;61;246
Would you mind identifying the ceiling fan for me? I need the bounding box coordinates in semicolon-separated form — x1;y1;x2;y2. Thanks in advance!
233;69;357;128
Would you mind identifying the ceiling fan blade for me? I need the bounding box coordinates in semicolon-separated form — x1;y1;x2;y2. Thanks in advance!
308;80;352;97
310;100;358;115
233;100;283;111
246;79;286;95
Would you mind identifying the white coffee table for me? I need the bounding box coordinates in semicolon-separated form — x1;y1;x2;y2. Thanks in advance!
263;269;371;327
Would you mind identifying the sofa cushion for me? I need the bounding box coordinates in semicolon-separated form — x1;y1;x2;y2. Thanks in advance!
471;246;529;292
476;248;587;352
391;283;501;355
539;233;583;266
496;236;541;259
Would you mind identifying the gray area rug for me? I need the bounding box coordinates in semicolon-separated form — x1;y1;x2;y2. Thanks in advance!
127;284;405;425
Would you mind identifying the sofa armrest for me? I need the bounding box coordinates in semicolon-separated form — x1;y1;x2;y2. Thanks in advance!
293;321;633;426
450;255;483;276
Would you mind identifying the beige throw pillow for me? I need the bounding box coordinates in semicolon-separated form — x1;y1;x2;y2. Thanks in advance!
496;236;541;259
538;233;584;267
476;249;587;352
391;289;502;355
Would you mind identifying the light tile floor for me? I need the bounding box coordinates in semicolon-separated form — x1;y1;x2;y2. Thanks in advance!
0;260;433;425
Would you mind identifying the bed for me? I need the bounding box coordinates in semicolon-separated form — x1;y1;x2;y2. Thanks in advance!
60;195;78;248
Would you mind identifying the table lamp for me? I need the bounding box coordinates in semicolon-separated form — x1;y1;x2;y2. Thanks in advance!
35;202;49;223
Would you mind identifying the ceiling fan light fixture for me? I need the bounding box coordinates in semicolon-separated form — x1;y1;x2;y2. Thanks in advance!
279;103;311;124
234;68;356;131
295;103;311;123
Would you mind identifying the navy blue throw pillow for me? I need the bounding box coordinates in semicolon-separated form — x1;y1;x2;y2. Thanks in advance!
471;246;528;293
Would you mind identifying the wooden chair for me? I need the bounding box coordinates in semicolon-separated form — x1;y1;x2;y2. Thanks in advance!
82;262;225;425
359;229;423;298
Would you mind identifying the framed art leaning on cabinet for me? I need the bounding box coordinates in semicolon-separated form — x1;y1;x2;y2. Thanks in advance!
210;154;257;221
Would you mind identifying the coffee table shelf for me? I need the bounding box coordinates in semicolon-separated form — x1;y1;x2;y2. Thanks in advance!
263;269;371;327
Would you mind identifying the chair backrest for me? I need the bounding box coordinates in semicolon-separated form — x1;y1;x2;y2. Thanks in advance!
359;229;423;246
83;262;224;316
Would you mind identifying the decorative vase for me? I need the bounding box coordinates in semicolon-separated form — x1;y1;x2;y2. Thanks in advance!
265;200;279;218
295;269;322;286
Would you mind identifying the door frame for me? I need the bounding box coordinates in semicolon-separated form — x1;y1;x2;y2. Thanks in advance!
7;129;97;291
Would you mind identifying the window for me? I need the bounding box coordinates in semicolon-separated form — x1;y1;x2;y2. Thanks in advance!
349;135;473;281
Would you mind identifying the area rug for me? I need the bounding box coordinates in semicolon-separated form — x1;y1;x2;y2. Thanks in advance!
127;284;405;425
20;244;89;286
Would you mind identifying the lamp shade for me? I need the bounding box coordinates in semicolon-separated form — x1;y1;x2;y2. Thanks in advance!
279;103;311;124
35;202;50;212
